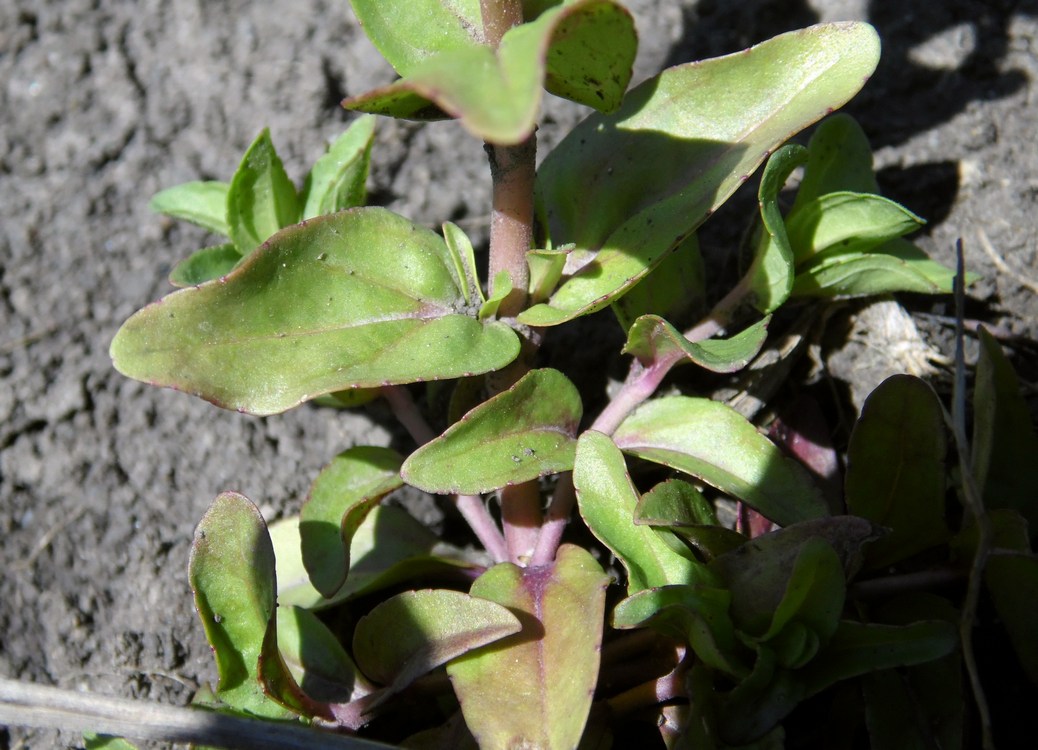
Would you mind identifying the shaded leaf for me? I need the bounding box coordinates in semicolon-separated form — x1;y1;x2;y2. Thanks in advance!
301;115;376;219
443;221;484;306
635;478;716;527
272;507;480;611
277;605;371;704
227;129;300;254
522;22;881;326
863;670;931;750
611;234;705;332
527;246;571;304
111;208;520;415
188;492;296;719
149;180;230;236
746;145;806;313
403;368;581;494
613;397;827;526
624;316;770;374
447;545;609;750
972;326;1038;536
792;113;880;210
985;552;1038;685
300;446;404;599
345;1;636;143
792;241;956;297
845;375;948;568
311;387;381;409
353;589;520;700
168;243;240;288
574;431;707;593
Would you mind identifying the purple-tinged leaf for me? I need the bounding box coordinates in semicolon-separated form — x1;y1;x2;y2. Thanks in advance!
447;545;609;750
624;316;770;373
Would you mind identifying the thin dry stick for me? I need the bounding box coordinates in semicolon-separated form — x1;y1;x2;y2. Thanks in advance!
0;678;390;750
950;240;995;750
976;227;1038;296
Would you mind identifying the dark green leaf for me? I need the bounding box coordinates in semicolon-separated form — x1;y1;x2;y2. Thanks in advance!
635;478;717;527
188;492;296;719
611;234;705;332
227;129;300;254
300;447;403;599
149;180;230;236
623;316;770;374
972;326;1038;536
985;552;1038;685
863;670;931;750
301;116;376;219
845;375;948;568
168;243;240;288
792;113;880;210
353;589;520;698
747;145;806;313
522;22;881;326
446;545;609;750
613;397;827;526
574;431;708;593
277;605;370;704
403;368;581;494
111;208;520;415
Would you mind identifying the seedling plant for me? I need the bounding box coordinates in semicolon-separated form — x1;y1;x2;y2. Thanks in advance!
107;1;1038;748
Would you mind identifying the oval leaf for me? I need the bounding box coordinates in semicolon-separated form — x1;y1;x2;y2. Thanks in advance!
845;375;948;568
168;243;241;288
188;492;295;719
111;208;520;415
402;368;581;494
227;129;300;254
149;180;230;236
747;145;806;313
613;397;827;525
301;446;404;599
574;431;707;593
446;545;609;750
277;605;371;704
792;240;956;297
301;115;376;219
522;22;881;325
353;589;520;698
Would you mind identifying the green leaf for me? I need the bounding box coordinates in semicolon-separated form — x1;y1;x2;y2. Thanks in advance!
792;240;957;297
972;327;1038;536
613;397;827;526
188;492;296;719
83;735;140;750
709;517;879;636
277;605;370;703
612;585;747;677
300;446;404;599
623;316;770;374
402;368;581;494
792;113;880;210
345;1;636;144
522;22;881;326
311;387;381;409
443;221;485;306
863;670;932;750
799;619;958;696
611;234;705;332
347;0;483;77
985;552;1038;685
300;116;376;220
168;243;240;288
447;545;609;750
111;208;520;415
527;246;571;304
845;375;948;568
635;478;717;527
227;129;301;254
746;145;806;313
478;270;513;321
272;507;479;610
574;431;707;593
786;191;924;265
149;180;230;236
353;589;520;699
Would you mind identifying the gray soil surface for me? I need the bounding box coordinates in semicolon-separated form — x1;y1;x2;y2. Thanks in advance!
2;1;1036;747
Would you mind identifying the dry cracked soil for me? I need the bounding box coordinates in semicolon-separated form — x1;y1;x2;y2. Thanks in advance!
2;0;1037;748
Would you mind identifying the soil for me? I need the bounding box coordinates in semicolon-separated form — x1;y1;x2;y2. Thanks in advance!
1;0;1036;748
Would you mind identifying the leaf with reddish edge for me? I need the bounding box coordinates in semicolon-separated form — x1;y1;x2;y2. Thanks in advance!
624;316;770;373
446;545;609;750
352;589;520;708
189;492;306;719
613;397;827;526
845;375;948;568
402;368;582;495
575;431;707;594
111;208;520;416
300;446;404;599
277;605;372;705
522;22;881;326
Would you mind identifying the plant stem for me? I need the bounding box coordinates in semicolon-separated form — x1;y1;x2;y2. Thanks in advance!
480;0;524;49
530;473;574;565
501;480;543;563
605;660;689;716
381;386;509;563
0;678;386;750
